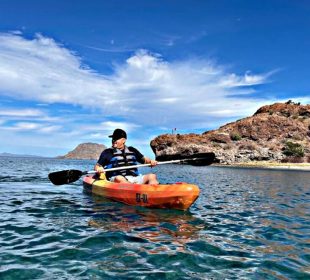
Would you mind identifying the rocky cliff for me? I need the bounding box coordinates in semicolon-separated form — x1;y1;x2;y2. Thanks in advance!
150;101;310;164
58;143;106;160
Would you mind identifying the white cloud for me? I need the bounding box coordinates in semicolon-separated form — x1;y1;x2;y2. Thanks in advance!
96;121;140;136
2;32;309;137
0;108;44;117
0;107;63;132
0;121;61;133
89;132;103;139
39;125;62;133
14;122;40;130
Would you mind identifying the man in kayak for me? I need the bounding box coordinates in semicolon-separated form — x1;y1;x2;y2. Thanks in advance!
94;128;159;185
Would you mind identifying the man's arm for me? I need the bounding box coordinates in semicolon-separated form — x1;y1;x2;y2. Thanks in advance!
94;149;111;173
129;146;158;166
143;156;158;167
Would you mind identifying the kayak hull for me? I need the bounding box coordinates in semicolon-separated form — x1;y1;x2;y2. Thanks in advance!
83;175;200;210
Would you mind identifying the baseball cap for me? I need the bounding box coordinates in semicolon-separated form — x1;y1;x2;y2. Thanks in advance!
108;128;127;140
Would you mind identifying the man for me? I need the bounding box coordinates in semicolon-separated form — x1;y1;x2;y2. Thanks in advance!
94;128;159;185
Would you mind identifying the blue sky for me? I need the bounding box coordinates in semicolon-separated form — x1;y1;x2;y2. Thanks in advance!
0;0;309;157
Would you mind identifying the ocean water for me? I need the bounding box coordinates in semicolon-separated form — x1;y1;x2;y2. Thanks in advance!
0;156;309;279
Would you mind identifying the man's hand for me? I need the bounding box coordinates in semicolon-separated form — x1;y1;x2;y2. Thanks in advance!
94;164;105;173
145;157;157;167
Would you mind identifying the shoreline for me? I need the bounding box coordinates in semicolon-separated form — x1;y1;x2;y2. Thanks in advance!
214;161;310;171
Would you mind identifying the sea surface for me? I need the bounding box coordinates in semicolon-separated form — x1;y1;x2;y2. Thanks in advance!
0;156;309;279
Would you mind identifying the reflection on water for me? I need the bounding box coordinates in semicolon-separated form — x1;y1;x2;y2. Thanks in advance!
88;197;202;254
0;157;309;279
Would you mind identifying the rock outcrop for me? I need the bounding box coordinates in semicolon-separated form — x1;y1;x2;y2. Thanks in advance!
58;143;106;160
150;101;310;164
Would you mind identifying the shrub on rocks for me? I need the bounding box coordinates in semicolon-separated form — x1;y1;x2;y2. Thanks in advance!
283;141;305;157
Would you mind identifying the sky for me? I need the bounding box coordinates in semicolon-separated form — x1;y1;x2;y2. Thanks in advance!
0;0;309;157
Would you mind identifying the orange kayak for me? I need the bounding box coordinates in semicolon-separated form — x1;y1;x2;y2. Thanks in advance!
83;175;200;210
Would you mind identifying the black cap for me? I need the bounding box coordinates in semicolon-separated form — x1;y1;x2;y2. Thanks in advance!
108;128;127;140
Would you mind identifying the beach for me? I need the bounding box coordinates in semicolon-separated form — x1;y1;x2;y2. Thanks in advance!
220;161;310;171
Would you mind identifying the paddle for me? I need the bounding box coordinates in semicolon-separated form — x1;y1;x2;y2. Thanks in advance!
48;152;215;185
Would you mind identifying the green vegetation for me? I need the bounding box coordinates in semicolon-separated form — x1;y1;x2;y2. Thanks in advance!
230;132;242;141
283;141;304;157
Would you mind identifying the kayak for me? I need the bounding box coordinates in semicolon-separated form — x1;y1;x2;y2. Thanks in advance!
83;175;200;210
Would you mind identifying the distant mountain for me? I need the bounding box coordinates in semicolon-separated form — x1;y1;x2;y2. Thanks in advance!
58;142;106;160
0;152;45;158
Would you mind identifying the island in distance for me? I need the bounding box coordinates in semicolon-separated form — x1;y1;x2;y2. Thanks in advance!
0;152;46;158
58;143;106;160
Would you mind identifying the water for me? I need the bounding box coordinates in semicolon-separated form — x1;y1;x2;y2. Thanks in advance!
0;157;309;279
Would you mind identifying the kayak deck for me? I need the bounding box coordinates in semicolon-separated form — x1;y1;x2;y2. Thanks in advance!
83;175;200;210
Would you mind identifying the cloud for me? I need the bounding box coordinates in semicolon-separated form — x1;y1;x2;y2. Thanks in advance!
0;108;44;117
84;44;135;53
0;120;61;133
0;105;69;141
0;106;62;130
219;72;268;87
13;122;40;130
0;32;299;134
99;121;140;133
66;120;140;140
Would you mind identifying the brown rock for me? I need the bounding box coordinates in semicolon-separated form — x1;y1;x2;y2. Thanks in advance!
58;143;106;160
150;101;310;164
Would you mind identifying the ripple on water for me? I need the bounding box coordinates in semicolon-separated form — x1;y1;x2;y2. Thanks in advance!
0;158;309;279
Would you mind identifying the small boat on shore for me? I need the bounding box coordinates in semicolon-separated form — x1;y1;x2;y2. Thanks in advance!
83;175;200;210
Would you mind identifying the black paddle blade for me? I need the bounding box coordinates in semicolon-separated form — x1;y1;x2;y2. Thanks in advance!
48;169;84;185
157;152;216;166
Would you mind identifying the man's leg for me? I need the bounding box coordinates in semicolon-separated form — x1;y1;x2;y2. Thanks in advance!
113;175;128;183
142;173;159;185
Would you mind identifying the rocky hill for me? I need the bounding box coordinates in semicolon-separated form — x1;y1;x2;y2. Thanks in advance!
150;101;310;164
58;143;106;160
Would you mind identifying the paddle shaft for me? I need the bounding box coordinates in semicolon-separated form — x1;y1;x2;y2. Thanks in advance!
87;158;197;175
48;153;215;185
